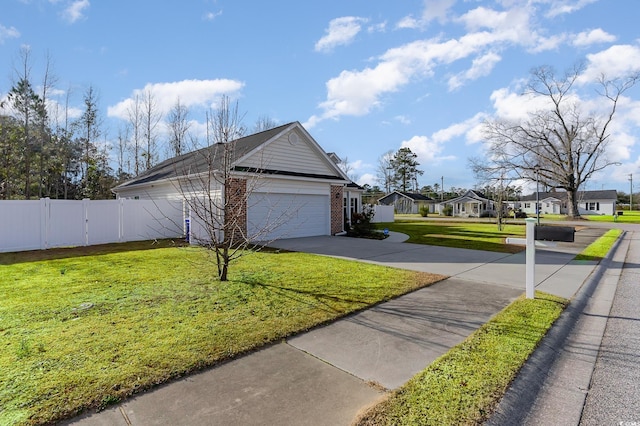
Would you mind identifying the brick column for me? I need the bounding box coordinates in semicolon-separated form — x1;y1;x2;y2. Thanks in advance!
228;178;247;237
330;185;344;235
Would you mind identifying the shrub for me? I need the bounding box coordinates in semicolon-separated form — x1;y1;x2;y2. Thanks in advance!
514;209;528;218
442;205;453;216
419;206;429;217
480;210;497;218
348;205;376;237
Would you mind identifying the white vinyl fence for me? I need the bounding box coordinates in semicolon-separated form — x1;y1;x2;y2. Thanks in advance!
370;204;394;223
0;198;185;253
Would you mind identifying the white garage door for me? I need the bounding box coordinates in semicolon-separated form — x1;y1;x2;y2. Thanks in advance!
247;193;330;241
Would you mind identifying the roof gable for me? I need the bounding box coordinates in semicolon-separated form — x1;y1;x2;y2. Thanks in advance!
235;122;348;179
378;191;434;203
114;122;348;191
440;189;490;204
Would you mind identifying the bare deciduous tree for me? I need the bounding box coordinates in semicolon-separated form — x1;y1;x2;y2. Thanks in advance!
166;97;191;157
127;94;143;176
376;149;394;193
142;88;161;170
252;114;278;133
177;96;289;281
479;65;639;218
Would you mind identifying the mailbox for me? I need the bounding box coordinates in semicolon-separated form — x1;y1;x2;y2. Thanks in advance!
534;225;575;242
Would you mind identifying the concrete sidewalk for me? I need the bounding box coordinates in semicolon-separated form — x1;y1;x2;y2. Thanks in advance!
65;228;605;426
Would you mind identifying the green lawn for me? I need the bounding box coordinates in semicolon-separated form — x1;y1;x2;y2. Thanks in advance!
575;229;623;261
378;221;526;253
584;210;640;223
0;241;445;425
355;292;568;425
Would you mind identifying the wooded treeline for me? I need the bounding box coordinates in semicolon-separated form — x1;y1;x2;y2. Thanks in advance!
0;49;279;201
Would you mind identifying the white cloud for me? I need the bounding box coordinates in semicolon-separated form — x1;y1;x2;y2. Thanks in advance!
395;115;411;125
315;17;367;53
367;21;387;33
203;10;222;21
544;0;599;18
489;85;551;122
448;51;501;90
580;44;640;81
357;173;377;187
572;28;616;47
107;79;244;120
62;0;90;23
432;113;486;145
397;0;455;29
0;25;20;44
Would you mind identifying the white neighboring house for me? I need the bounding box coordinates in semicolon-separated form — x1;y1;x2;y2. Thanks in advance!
437;189;495;217
112;122;359;241
518;190;617;215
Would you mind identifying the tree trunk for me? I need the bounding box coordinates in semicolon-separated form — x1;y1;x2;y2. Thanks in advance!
566;189;580;218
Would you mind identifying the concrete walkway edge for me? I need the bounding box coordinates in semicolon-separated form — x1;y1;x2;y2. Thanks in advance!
486;231;629;425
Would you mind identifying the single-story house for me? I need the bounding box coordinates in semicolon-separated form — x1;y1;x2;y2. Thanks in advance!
378;191;436;214
112;121;361;241
518;190;617;215
437;189;495;217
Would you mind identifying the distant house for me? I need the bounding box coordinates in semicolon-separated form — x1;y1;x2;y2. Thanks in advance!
378;191;436;214
437;189;495;217
518;190;617;215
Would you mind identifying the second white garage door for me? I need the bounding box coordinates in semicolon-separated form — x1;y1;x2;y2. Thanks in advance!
247;193;330;241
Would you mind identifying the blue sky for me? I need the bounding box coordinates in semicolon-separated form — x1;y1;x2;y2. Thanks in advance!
2;0;640;193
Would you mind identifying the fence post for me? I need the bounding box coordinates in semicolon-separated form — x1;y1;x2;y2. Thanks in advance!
83;198;90;246
39;198;50;250
118;198;125;242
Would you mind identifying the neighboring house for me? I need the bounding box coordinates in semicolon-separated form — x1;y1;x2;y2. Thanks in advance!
112;122;356;241
437;189;495;217
378;191;436;214
518;190;617;215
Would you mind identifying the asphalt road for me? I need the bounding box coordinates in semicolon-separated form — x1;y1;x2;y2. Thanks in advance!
580;230;640;425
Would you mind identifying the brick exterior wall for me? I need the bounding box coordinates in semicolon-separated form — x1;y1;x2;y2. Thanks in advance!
330;185;344;235
228;178;247;237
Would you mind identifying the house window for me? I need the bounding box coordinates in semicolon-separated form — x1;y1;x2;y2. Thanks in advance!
350;198;358;215
588;202;600;211
524;203;530;209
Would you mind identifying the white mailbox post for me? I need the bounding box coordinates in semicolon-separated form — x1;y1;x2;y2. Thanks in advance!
506;218;550;299
525;217;536;299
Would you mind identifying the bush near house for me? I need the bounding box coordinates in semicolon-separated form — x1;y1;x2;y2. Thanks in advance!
419;206;429;217
348;206;383;239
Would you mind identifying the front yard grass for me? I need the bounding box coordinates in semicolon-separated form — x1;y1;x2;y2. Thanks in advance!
355;292;568;425
378;221;526;253
575;228;623;261
0;241;445;425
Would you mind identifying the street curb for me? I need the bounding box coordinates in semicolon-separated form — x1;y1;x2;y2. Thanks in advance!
485;231;627;425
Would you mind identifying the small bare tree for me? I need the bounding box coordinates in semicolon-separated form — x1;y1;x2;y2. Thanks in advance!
480;64;639;218
142;88;161;170
376;150;394;194
177;96;292;281
127;94;143;176
166;97;191;157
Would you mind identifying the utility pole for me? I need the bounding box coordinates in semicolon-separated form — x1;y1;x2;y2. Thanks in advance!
629;173;633;211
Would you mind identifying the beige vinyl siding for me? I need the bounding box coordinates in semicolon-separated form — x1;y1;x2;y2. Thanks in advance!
237;130;337;176
115;178;223;201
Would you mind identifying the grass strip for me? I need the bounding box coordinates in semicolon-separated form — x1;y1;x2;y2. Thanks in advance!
574;228;623;261
0;242;445;425
377;221;526;253
355;292;567;426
